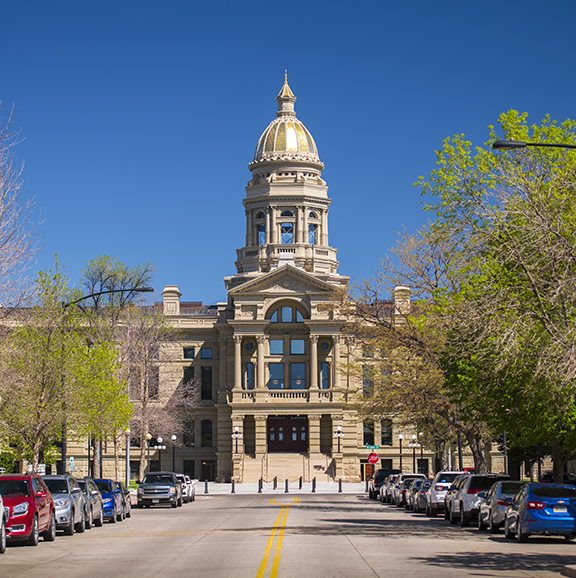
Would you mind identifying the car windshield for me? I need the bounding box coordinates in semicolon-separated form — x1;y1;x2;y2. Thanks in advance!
142;474;174;484
0;479;31;497
470;476;509;490
436;473;460;484
533;487;576;498
94;481;113;494
44;479;69;494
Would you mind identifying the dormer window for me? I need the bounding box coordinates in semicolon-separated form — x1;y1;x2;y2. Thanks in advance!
308;224;317;245
281;222;293;244
256;212;265;219
258;224;266;245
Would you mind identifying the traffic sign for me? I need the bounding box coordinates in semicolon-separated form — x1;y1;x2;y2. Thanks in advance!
365;445;380;449
367;452;379;464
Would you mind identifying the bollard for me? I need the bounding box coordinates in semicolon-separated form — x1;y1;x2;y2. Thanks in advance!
204;479;209;494
312;477;316;493
285;479;289;493
231;479;235;494
258;478;262;493
273;476;277;490
299;476;302;490
339;478;342;493
365;477;369;493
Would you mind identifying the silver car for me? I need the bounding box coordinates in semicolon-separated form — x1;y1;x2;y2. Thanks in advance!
426;471;464;517
42;474;85;535
477;480;525;533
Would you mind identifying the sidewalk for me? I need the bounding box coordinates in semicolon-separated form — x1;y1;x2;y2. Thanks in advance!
193;481;367;495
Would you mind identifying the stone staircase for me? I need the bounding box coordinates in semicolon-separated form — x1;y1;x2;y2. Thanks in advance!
241;453;334;483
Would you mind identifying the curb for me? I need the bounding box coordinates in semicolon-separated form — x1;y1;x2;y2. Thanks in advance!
562;566;576;578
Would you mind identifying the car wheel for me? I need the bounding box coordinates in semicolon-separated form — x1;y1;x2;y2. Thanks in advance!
489;513;499;534
26;516;39;546
517;520;529;543
504;517;514;539
566;534;575;541
85;508;93;530
0;517;6;554
478;511;487;531
116;507;123;522
75;512;85;533
125;506;131;518
110;508;117;523
178;497;183;507
42;513;56;542
191;493;195;502
444;505;450;520
449;506;458;525
94;509;104;527
414;501;419;513
460;505;470;527
430;506;437;518
171;501;177;509
64;513;75;535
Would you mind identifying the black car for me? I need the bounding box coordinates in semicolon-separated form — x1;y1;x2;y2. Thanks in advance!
368;468;401;500
137;472;183;508
78;478;104;528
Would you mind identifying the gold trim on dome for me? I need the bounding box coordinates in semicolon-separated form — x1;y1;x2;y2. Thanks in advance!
294;123;309;152
286;122;298;151
276;123;286;150
264;127;276;152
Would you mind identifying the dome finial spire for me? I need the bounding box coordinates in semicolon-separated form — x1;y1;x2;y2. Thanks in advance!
276;72;296;116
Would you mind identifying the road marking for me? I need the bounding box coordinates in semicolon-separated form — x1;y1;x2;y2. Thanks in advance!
269;498;276;504
256;507;287;578
292;496;300;503
270;505;289;578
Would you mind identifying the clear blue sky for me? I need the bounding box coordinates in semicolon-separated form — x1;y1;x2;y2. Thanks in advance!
2;0;576;304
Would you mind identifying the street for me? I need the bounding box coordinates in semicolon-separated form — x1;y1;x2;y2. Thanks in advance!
2;492;576;578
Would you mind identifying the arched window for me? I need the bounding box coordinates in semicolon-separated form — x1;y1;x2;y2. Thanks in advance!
281;222;293;244
309;211;317;218
281;210;294;217
268;306;305;323
256;212;265;219
258;224;266;245
308;223;317;245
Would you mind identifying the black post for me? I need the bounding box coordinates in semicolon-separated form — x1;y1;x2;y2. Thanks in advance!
258;478;262;493
204;479;209;494
312;477;316;493
273;476;277;490
285;479;288;493
299;476;302;490
339;479;342;493
365;477;369;492
503;430;508;475
457;431;463;471
231;479;235;494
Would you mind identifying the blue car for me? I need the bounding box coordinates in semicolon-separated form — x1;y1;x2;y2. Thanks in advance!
92;479;123;523
504;483;576;542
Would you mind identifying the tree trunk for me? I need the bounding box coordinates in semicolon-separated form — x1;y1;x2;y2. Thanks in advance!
114;435;120;481
138;440;147;482
465;431;489;474
93;439;101;478
551;440;565;483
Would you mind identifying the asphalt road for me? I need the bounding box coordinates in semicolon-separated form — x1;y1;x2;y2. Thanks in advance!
1;493;576;578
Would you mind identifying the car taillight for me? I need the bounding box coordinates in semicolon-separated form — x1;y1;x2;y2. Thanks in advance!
526;501;546;509
467;488;482;495
402;489;407;494
496;499;509;506
435;485;445;491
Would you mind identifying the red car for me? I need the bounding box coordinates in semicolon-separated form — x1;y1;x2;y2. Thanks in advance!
0;474;56;545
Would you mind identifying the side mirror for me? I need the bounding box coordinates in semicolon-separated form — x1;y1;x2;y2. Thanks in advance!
478;491;486;499
91;490;99;496
36;491;47;498
114;488;121;493
72;487;82;494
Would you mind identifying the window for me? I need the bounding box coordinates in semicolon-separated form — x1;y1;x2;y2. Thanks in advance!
381;419;393;446
148;367;159;400
320;341;329;350
246;342;254;351
201;348;212;359
309;211;317;218
258;224;265;245
201;420;212;447
295;309;303;322
269;363;284;389
321;362;330;389
270;339;283;355
183;365;195;384
362;366;373;397
270;310;278;323
363;420;375;446
183;420;195;447
291;339;305;354
308;223;317;245
291;363;306;389
256;211;265;219
268;306;305;323
183;347;195;360
281;306;292;323
281;210;293;217
246;362;254;390
281;222;293;244
201;367;212;400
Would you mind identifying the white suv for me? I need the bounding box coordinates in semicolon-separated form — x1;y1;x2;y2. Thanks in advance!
391;474;427;506
425;471;464;517
451;474;510;526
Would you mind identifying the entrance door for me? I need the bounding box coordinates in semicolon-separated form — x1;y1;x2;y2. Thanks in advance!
267;416;308;452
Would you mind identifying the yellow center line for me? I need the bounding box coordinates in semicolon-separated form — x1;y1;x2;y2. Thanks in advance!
269;505;289;578
255;507;286;578
292;496;300;503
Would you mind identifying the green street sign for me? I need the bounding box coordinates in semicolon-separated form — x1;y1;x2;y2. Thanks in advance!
365;445;380;449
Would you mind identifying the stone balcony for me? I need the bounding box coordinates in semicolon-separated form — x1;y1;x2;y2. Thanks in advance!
230;388;342;405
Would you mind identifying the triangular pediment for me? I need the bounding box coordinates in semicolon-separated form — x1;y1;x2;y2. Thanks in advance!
228;265;337;296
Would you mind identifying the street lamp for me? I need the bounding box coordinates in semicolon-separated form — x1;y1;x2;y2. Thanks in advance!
146;433;152;473
408;434;421;473
154;437;165;470
231;426;242;454
125;428;131;487
59;285;154;475
398;434;404;472
492;140;576;150
171;434;177;472
334;425;344;453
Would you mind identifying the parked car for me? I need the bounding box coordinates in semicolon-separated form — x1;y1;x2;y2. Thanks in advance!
444;474;469;522
414;480;432;513
78;478;104;528
42;474;85;535
426;471;464;517
406;478;427;510
379;474;400;503
114;481;131;518
0;492;5;553
93;479;124;523
504;483;576;542
477;480;525;533
175;474;195;503
368;469;399;500
449;473;510;526
137;472;183;508
185;476;195;502
391;474;427;506
540;472;576;486
0;474;55;547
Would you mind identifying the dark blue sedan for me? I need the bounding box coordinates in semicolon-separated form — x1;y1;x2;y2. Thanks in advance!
504;483;576;542
92;479;123;524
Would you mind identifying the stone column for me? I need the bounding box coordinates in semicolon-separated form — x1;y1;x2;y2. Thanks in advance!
269;206;276;244
231;414;244;482
218;337;227;400
333;335;341;388
233;335;242;390
321;209;328;246
256;335;266;389
246;209;253;247
303;208;309;245
255;415;268;455
266;210;271;244
296;205;304;243
308;414;321;454
310;335;319;388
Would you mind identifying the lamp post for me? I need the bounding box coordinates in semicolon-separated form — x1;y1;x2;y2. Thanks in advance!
492;140;576;150
146;433;152;473
154;437;165;470
409;434;421;473
334;425;344;453
398;434;404;472
125;428;130;487
231;426;242;454
60;286;154;475
171;434;177;472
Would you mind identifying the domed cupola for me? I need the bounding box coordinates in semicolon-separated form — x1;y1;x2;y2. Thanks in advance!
250;75;323;171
